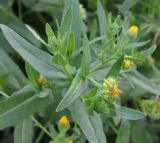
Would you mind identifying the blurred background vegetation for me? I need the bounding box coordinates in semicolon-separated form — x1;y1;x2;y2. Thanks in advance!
0;0;160;142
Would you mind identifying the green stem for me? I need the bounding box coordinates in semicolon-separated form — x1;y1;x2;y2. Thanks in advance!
90;57;116;73
31;116;53;139
35;131;45;143
90;63;102;73
35;109;56;143
0;91;9;98
87;77;101;87
108;122;118;134
18;0;22;19
63;65;73;80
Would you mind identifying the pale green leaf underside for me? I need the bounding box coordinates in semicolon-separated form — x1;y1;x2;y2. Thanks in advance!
14;118;33;143
0;24;66;80
69;99;107;143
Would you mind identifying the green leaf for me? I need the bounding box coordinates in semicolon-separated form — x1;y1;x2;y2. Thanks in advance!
59;8;72;38
131;121;154;143
128;40;150;49
90;19;97;40
89;66;110;81
97;0;108;39
116;120;130;143
14;118;33;143
45;23;56;52
52;54;67;66
25;24;47;45
45;23;54;38
89;113;107;143
83;88;98;114
0;74;8;85
56;72;87;112
69;99;107;143
118;0;139;13
0;86;53;130
115;104;145;120
0;48;26;88
0;24;66;81
64;0;81;49
125;70;160;95
25;63;39;90
36;89;50;98
106;55;124;78
141;45;157;58
67;32;75;56
81;34;91;77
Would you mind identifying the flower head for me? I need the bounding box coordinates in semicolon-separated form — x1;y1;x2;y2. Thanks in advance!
101;77;121;100
141;99;160;120
123;59;133;70
128;25;138;36
79;4;87;20
58;115;69;126
37;75;46;85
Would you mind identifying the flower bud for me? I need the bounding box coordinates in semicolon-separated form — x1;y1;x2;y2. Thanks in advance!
123;59;133;70
79;4;87;20
59;115;69;126
128;25;138;36
141;99;160;120
37;75;46;85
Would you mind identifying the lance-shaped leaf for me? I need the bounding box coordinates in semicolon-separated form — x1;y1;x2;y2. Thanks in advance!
125;70;160;95
52;53;67;66
56;72;87;112
69;99;107;143
59;8;72;38
0;25;66;81
0;48;26;88
67;32;75;56
0;86;53;130
97;0;108;39
114;104;145;120
116;120;130;143
14;118;33;143
81;34;91;77
45;23;56;52
141;44;157;58
128;40;150;49
25;24;47;45
106;55;124;78
64;0;81;49
118;0;139;13
25;63;39;90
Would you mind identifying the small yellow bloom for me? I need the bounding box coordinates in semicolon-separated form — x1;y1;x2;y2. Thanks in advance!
37;75;46;85
58;115;69;126
123;59;133;70
66;139;73;143
128;25;138;36
111;87;121;96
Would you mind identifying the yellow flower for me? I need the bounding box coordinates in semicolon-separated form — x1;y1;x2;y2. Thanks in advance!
101;77;121;98
66;139;73;143
79;4;87;20
111;87;121;96
58;115;69;126
123;59;133;70
37;75;46;85
128;25;138;36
